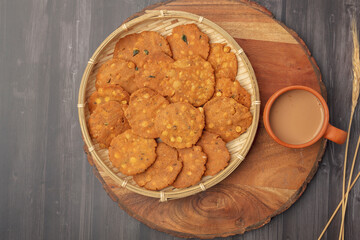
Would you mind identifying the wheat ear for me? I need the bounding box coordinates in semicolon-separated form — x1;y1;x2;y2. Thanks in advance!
339;17;360;240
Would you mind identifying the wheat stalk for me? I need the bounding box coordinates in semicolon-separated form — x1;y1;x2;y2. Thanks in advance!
339;17;360;240
339;136;360;239
318;162;360;240
351;20;360;110
319;16;360;240
351;18;360;110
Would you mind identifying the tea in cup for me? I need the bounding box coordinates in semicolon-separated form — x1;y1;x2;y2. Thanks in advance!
263;86;347;148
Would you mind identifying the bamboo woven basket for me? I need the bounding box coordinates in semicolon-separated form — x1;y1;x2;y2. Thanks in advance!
78;10;260;201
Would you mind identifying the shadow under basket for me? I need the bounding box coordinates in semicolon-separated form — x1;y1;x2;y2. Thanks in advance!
77;10;260;201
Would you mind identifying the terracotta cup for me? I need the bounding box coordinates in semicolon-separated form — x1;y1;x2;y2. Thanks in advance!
263;85;347;148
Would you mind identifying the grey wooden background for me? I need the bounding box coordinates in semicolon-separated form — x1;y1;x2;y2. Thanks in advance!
1;0;360;239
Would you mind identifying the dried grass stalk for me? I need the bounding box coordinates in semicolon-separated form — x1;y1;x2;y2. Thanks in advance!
351;18;360;110
318;166;360;240
339;17;360;240
318;16;360;240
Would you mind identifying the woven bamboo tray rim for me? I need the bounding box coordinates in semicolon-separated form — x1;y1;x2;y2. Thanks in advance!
78;10;260;201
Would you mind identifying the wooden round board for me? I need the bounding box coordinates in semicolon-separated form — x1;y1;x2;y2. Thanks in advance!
83;0;327;238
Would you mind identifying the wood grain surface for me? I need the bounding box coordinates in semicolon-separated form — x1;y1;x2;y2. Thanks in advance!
1;0;360;240
82;1;326;238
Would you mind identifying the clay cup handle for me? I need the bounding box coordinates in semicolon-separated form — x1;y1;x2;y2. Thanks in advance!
323;124;347;144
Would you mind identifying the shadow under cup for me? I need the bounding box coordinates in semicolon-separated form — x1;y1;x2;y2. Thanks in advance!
263;86;347;148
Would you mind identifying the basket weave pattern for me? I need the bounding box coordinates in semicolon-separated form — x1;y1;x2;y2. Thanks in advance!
78;10;260;201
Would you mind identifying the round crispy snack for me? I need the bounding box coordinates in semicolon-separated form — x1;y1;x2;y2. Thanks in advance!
88;86;130;113
155;102;205;149
113;31;172;67
173;146;207;188
204;97;253;142
208;43;238;79
95;58;138;93
134;52;174;95
125;88;169;138
196;131;230;176
88;101;130;148
166;24;210;60
109;129;157;176
133;142;183;190
161;56;215;107
213;77;251;108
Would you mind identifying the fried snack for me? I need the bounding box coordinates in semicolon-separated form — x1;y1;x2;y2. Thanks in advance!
161;56;215;107
208;43;238;79
95;58;138;94
125;88;169;138
196;131;230;176
88;101;130;148
213;77;251;108
109;129;157;175
173;146;207;188
155;102;205;149
88;86;130;113
166;24;210;60
204;97;253;142
113;31;172;67
134;52;174;96
133;142;183;190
